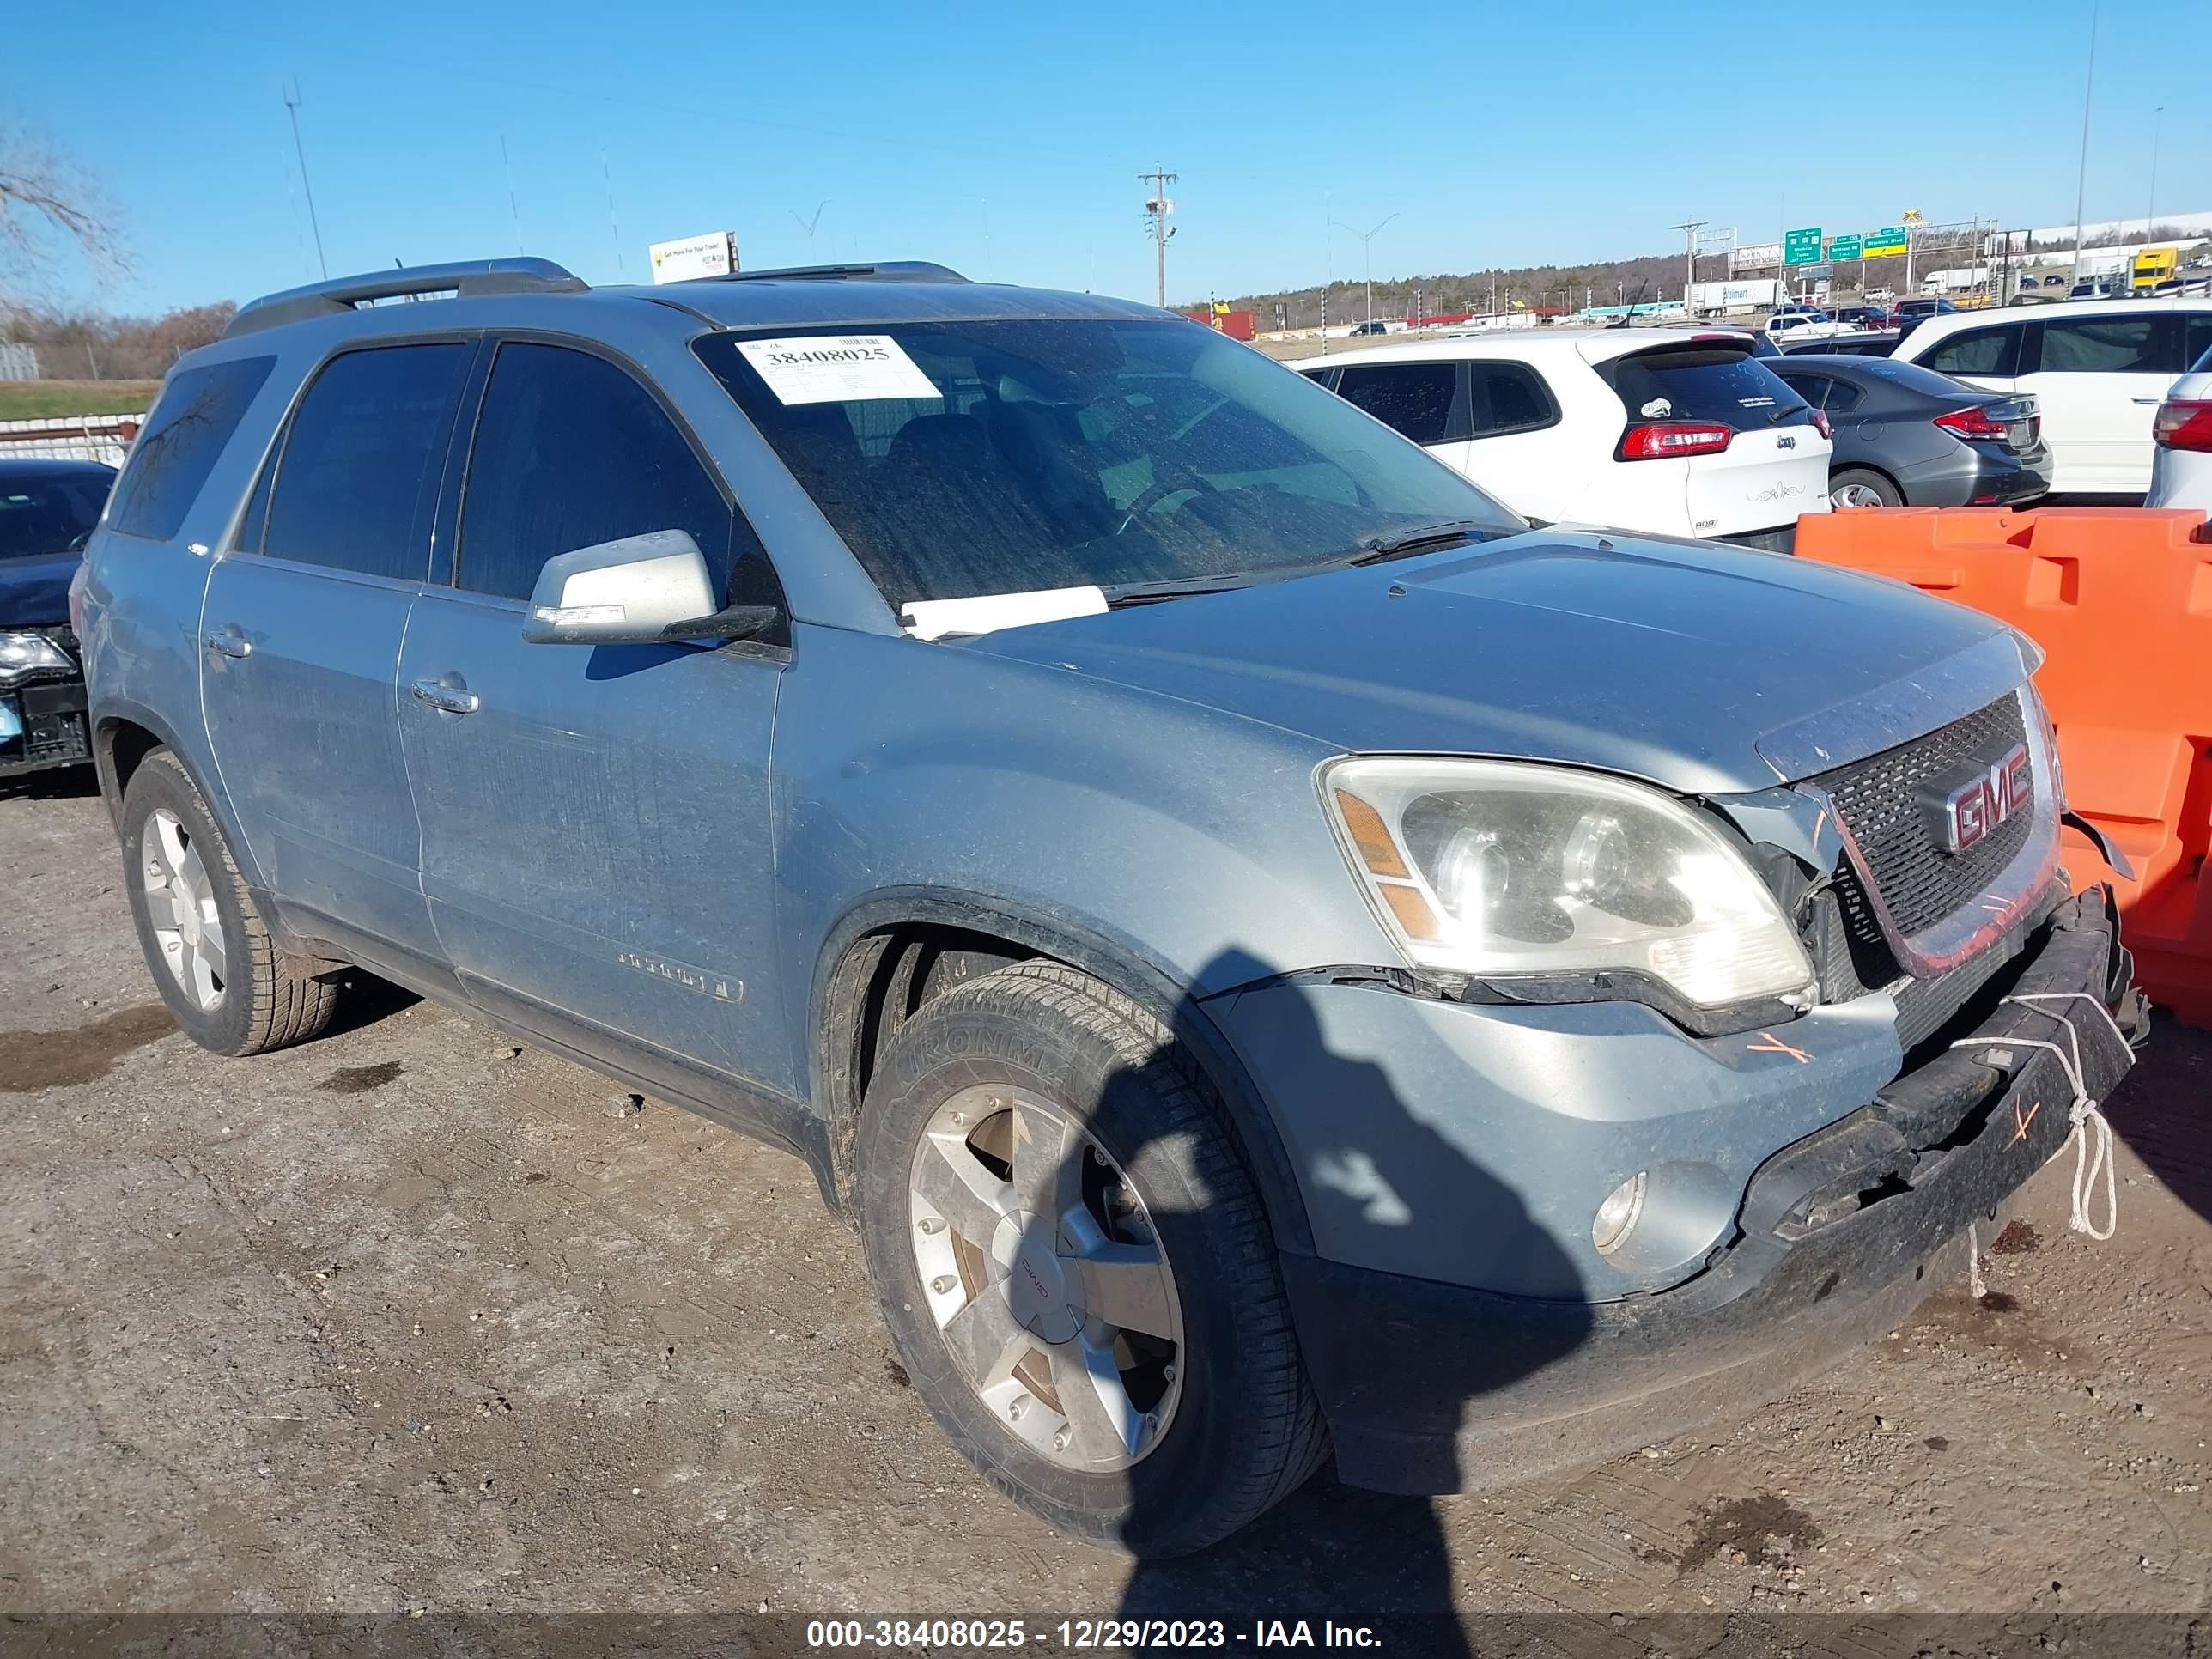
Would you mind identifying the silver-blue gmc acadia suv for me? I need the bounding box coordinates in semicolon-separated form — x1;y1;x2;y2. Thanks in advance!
75;257;2142;1554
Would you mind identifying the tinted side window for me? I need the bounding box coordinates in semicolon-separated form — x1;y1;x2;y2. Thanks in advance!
1466;362;1556;436
2186;314;2212;374
2039;316;2160;374
1334;362;1461;446
1772;372;1829;409
264;343;471;581
1922;326;2021;378
458;343;735;605
107;356;275;541
1823;380;1866;415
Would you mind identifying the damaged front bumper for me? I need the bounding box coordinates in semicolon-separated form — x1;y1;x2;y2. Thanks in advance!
0;672;91;778
1268;887;2142;1496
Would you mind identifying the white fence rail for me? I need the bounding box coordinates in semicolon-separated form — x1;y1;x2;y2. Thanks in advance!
0;412;145;467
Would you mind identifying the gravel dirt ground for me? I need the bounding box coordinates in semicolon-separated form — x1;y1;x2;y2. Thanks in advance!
3;770;2209;1634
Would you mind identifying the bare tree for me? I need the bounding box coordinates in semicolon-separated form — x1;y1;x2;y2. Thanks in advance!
0;123;129;298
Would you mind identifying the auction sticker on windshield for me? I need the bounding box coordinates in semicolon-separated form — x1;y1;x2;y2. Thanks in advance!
734;335;940;404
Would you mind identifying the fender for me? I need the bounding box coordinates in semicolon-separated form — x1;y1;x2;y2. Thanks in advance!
808;884;1316;1256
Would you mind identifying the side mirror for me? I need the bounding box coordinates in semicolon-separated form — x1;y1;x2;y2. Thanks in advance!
522;530;774;646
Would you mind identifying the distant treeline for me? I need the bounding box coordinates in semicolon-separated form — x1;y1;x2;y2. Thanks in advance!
0;301;236;380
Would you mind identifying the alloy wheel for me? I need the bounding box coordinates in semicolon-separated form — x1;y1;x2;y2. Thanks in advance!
907;1084;1185;1472
141;807;227;1012
1832;482;1889;508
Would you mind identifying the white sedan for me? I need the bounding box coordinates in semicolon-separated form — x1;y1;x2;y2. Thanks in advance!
1298;328;1832;550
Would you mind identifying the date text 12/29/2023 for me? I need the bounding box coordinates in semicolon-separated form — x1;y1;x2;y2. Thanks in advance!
805;1619;1383;1649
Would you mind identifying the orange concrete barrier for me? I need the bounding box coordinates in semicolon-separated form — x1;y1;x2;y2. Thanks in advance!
1797;507;2212;1027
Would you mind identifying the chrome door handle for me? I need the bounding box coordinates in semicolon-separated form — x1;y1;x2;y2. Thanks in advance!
201;628;252;659
2132;396;2165;404
410;678;480;714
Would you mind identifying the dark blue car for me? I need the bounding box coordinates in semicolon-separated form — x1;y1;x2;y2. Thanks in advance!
0;456;112;777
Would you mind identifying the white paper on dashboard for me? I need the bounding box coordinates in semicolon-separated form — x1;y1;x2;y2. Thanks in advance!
734;334;940;404
900;586;1109;641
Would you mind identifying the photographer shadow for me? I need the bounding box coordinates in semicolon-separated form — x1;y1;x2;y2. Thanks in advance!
1095;949;1596;1646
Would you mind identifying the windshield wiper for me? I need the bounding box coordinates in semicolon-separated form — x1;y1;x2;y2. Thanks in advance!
1098;521;1512;607
1099;572;1286;607
1344;518;1504;565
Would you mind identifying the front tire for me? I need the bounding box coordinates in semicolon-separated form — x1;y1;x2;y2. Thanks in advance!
858;961;1325;1555
1830;466;1903;508
120;748;337;1056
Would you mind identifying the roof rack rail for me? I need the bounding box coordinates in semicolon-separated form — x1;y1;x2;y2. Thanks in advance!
224;257;590;338
697;261;968;286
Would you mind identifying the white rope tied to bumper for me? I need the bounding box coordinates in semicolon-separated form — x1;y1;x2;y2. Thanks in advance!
1950;991;2130;1242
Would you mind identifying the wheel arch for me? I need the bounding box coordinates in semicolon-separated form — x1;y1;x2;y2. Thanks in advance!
809;886;1315;1255
93;701;204;834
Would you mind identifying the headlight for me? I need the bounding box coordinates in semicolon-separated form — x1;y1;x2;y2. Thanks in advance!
1322;757;1815;1009
0;632;73;684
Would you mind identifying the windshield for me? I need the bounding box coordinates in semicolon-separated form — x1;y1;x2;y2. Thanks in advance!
0;469;111;562
693;319;1522;605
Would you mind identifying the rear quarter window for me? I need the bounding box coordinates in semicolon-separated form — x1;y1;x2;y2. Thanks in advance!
1598;348;1811;430
106;356;276;542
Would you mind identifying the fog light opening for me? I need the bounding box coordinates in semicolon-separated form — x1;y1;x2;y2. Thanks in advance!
1593;1172;1650;1257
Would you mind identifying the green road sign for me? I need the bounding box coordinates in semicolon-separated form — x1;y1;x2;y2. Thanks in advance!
1864;226;1909;256
1784;228;1823;266
1827;234;1864;261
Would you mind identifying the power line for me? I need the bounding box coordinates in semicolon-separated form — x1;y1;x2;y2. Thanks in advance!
282;76;328;280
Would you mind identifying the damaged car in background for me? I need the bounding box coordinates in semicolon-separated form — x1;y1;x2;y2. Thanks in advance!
75;257;2143;1556
0;456;112;778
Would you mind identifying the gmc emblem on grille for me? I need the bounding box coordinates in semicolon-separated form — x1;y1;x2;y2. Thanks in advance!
1928;743;2033;854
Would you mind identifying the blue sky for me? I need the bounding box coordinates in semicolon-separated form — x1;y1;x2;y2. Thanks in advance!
11;0;2209;316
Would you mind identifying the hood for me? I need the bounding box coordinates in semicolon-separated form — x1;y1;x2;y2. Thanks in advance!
969;531;2022;794
0;554;82;629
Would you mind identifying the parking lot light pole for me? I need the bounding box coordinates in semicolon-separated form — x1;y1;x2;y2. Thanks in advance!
1331;214;1399;325
2069;0;2100;288
2148;106;2163;227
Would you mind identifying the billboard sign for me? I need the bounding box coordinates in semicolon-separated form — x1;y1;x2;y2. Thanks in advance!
649;231;738;285
1730;241;1784;270
1784;228;1823;266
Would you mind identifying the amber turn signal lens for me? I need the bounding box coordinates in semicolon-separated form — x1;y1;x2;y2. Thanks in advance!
1334;788;1409;878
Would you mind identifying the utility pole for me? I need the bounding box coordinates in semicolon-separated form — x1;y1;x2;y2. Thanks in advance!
1671;219;1705;308
2070;0;2100;287
1139;167;1176;307
283;77;329;280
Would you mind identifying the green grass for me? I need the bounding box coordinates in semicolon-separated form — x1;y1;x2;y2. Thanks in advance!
0;380;161;421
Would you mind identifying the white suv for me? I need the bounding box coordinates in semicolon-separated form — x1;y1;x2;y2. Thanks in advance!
1300;329;1832;550
1891;298;2212;495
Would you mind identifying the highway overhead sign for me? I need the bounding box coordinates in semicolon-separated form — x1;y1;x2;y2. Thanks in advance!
1784;228;1823;266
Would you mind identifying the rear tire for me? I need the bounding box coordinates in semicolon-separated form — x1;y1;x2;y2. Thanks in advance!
858;961;1326;1555
1830;467;1903;508
120;748;337;1056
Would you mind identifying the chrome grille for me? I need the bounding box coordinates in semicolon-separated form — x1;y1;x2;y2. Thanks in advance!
1806;694;2036;939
